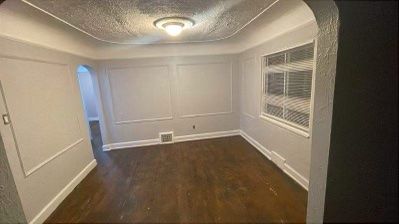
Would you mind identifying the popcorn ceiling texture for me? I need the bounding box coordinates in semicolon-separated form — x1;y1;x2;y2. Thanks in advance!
23;0;276;44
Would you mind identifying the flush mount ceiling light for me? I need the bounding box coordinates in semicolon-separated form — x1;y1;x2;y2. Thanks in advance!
154;17;195;37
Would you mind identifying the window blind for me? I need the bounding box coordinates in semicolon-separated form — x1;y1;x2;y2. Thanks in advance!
262;43;314;132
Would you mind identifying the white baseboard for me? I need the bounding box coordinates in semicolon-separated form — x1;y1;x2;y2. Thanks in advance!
271;151;286;171
102;129;240;151
174;130;240;143
240;130;309;190
29;160;97;224
283;163;309;190
102;138;159;151
240;130;271;159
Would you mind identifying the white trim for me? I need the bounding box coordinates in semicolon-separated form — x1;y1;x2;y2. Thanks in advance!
114;116;173;125
239;130;309;190
271;151;286;170
260;115;310;138
239;130;271;159
284;163;309;190
179;111;233;119
258;40;316;139
29;159;97;224
106;65;174;125
102;138;160;151
25;138;84;176
102;130;240;151
0;56;86;177
240;56;257;120
176;62;233;119
174;130;240;142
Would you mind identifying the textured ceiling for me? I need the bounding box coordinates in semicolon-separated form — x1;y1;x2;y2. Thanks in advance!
22;0;277;44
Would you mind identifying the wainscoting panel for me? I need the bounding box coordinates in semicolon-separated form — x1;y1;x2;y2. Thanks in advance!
107;65;173;124
177;62;233;118
0;56;83;176
241;57;258;118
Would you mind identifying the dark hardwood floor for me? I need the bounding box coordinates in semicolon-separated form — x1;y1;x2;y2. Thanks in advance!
45;122;307;223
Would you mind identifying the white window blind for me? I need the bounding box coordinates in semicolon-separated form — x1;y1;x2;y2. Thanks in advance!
261;43;314;133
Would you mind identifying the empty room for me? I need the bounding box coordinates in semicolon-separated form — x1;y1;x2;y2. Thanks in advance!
0;0;397;223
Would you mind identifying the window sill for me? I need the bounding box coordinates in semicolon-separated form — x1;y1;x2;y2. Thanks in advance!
260;115;310;138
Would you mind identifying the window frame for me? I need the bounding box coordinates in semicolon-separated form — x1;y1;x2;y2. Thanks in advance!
259;40;317;138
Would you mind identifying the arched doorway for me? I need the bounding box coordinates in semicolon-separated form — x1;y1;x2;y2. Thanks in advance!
76;65;104;156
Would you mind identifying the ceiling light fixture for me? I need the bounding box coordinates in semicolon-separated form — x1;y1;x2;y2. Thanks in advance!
154;17;194;37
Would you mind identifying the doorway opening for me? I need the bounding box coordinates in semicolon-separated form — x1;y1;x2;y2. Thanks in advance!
76;65;103;157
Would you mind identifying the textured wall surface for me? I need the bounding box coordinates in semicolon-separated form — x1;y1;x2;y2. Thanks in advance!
22;0;276;44
304;1;339;223
0;136;26;224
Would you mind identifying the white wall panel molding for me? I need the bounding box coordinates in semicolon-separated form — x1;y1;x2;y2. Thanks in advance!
0;56;85;177
240;56;258;119
179;111;233;119
106;65;174;124
176;62;233;118
24;138;84;176
114;116;174;125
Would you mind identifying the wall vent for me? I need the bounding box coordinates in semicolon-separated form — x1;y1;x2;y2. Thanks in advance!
159;132;174;144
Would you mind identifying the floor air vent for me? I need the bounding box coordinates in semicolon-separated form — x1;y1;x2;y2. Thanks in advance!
159;132;173;144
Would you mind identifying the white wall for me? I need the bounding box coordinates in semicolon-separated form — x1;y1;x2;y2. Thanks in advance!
77;71;98;120
238;20;317;187
98;55;240;147
0;36;96;223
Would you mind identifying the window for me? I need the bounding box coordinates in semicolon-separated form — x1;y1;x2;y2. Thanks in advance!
261;42;315;135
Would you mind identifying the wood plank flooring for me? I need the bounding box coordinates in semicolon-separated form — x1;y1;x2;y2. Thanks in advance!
45;123;307;223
